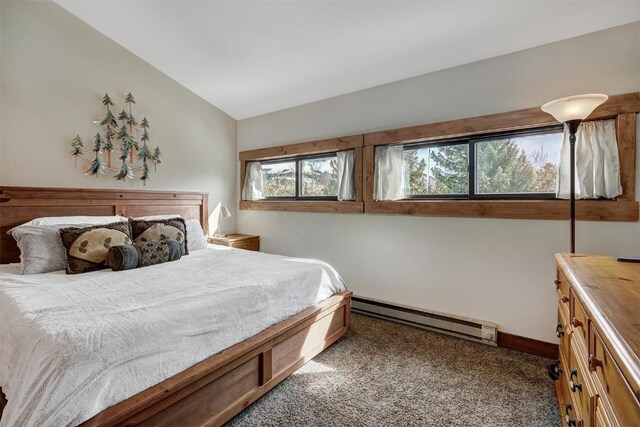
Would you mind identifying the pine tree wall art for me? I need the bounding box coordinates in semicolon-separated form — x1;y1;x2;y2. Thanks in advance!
70;93;163;185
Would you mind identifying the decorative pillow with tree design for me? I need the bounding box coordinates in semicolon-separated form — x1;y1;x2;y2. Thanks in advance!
58;221;133;274
129;217;188;255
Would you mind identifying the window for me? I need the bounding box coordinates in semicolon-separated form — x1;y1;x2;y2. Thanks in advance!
240;134;363;213
300;156;339;197
262;160;296;198
404;142;468;197
261;153;339;200
403;126;563;199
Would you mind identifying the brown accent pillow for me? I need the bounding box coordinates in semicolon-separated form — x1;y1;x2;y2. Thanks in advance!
129;217;188;255
58;221;133;274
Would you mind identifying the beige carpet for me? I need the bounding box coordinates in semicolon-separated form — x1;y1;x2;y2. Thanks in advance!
227;313;560;427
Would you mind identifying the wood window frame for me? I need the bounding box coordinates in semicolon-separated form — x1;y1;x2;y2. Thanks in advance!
363;92;640;221
239;135;364;213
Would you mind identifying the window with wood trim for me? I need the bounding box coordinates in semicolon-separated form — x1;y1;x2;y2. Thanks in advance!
403;125;564;200
260;153;341;200
363;92;639;221
239;135;364;213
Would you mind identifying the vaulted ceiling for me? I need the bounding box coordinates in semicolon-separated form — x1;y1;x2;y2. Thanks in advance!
55;1;639;120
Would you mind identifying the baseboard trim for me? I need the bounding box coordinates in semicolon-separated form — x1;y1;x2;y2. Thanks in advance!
497;332;558;359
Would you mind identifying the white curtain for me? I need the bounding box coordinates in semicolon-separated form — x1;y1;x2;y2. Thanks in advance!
557;119;621;199
242;161;264;200
374;145;405;200
336;150;355;201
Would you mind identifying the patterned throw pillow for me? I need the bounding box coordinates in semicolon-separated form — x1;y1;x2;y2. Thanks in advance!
107;239;182;271
58;222;133;274
129;218;189;255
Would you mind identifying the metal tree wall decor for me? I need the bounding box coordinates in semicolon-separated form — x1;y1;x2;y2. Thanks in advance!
71;93;162;185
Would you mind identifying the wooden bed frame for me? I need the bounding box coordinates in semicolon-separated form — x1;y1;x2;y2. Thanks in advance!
0;186;352;426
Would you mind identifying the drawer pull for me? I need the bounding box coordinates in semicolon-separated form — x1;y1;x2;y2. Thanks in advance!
556;324;565;338
570;380;582;392
565;403;573;415
571;317;583;328
569;368;583;391
547;359;563;381
569;368;578;381
565;404;576;426
560;295;570;303
554;279;561;289
588;354;603;371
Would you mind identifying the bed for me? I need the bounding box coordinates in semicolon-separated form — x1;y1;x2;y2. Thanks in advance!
0;186;352;426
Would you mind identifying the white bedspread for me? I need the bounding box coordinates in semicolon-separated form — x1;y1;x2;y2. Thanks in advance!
0;246;346;426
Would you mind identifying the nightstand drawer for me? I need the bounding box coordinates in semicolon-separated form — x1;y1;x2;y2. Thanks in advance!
229;238;259;251
208;234;260;252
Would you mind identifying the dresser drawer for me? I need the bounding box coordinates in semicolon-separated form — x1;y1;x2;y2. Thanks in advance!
570;292;589;347
590;326;640;427
558;306;571;363
569;335;596;427
561;360;585;427
594;397;618;427
556;269;571;313
563;397;584;427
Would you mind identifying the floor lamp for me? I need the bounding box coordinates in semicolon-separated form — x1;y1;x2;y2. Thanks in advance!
541;94;608;254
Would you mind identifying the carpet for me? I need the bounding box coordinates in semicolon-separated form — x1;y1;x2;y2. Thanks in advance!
227;313;560;427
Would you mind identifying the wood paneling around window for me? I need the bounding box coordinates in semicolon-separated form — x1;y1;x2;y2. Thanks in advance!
239;135;363;161
239;92;639;221
363;92;640;146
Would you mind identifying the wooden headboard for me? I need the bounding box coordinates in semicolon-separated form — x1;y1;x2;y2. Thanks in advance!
0;186;209;264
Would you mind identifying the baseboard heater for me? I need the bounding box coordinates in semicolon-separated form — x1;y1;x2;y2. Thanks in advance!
351;296;498;346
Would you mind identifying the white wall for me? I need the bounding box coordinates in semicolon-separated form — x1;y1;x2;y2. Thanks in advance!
1;0;238;230
238;22;640;343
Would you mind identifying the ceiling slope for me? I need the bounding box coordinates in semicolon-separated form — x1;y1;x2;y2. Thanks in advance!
55;1;640;119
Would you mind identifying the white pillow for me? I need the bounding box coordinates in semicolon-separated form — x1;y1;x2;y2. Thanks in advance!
186;219;208;251
23;215;127;226
8;224;75;274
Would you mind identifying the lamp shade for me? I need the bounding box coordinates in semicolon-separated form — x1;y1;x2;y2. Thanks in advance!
220;205;231;218
541;94;608;123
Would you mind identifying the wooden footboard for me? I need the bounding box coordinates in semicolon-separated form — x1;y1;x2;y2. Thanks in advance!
76;291;352;426
0;187;351;426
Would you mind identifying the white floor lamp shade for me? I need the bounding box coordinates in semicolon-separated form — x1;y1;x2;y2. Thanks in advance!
541;94;608;122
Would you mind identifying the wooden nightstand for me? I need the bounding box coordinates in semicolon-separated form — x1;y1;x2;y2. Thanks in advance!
208;234;260;251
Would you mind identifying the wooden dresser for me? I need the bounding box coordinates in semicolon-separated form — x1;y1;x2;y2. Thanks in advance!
553;254;639;427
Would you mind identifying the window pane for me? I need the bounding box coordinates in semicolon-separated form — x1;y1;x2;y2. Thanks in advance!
262;161;296;197
404;144;469;196
475;131;562;195
300;156;338;197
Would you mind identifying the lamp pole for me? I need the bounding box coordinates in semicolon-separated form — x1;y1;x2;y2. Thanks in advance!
566;119;582;254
